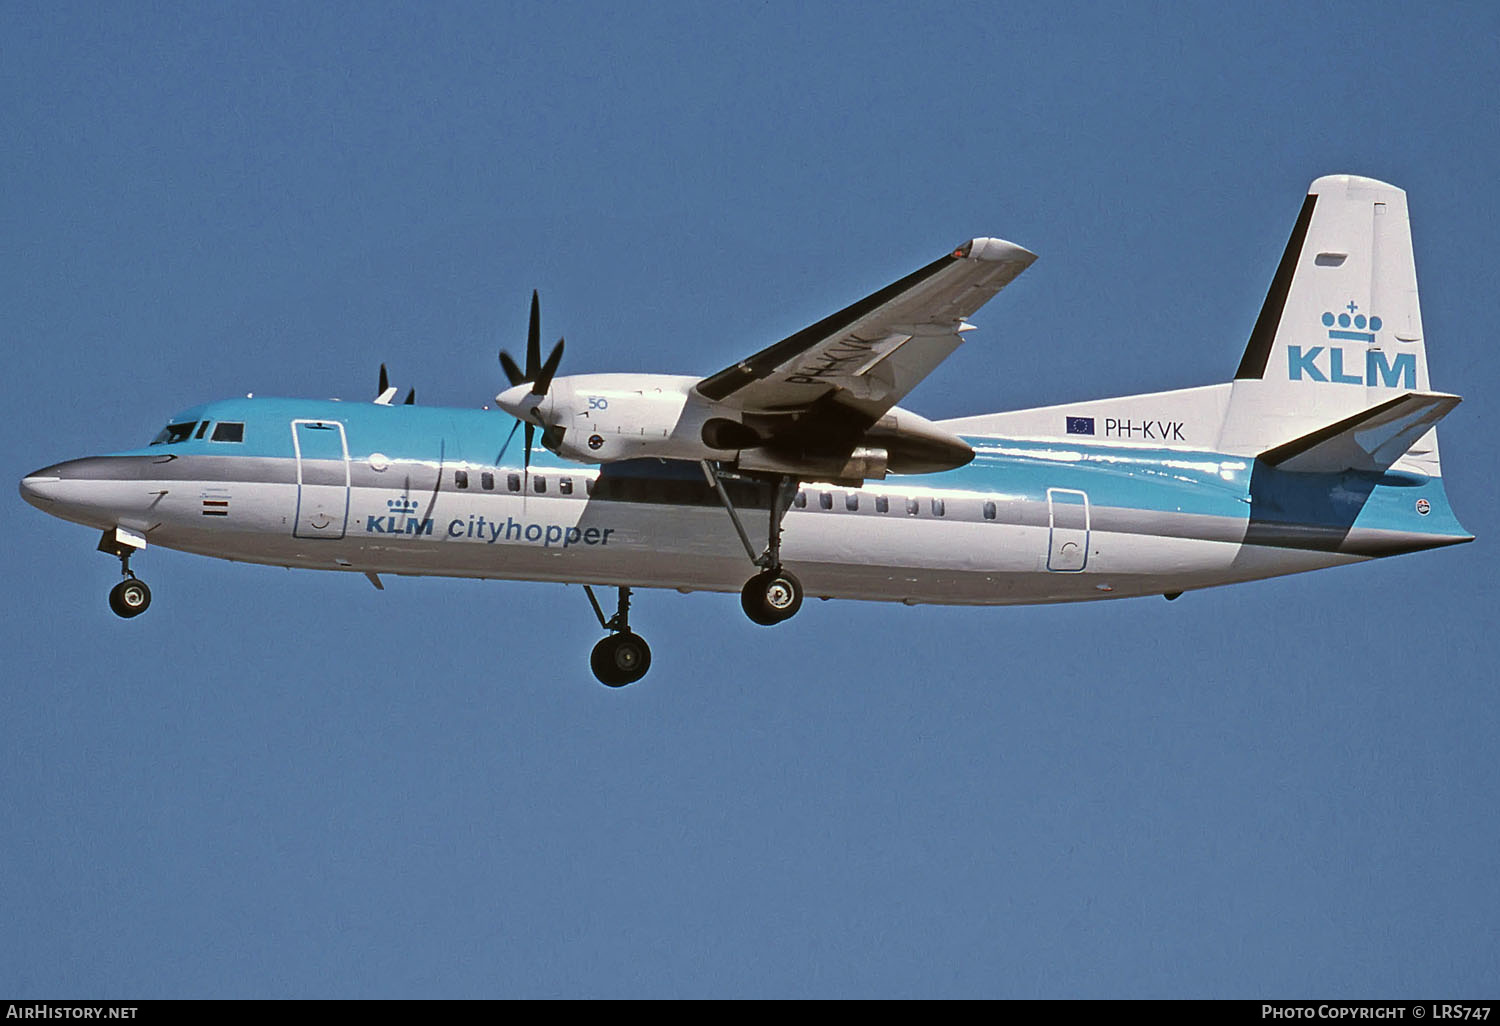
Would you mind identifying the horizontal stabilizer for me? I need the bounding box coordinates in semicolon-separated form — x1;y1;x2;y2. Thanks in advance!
1258;392;1460;473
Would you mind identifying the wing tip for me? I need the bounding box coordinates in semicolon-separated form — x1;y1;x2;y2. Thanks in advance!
956;237;1037;264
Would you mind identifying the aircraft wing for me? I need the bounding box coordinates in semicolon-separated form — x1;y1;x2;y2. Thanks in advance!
695;238;1036;424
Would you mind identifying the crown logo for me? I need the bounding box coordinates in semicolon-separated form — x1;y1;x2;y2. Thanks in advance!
386;497;420;512
1321;301;1382;344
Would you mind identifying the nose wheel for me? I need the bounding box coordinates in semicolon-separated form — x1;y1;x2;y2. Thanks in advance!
108;577;152;618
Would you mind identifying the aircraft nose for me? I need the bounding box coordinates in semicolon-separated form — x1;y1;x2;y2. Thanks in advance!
19;467;64;508
19;457;152;527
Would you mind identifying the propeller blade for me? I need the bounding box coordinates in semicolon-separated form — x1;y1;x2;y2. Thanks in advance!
526;290;541;381
374;363;398;405
533;338;565;397
495;418;520;464
523;421;535;476
499;350;526;388
497;293;564;439
403;388;415;406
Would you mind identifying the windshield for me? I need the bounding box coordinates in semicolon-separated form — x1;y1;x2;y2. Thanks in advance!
150;422;198;445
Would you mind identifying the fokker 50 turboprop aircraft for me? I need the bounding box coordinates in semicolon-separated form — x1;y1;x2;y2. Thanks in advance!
21;175;1472;686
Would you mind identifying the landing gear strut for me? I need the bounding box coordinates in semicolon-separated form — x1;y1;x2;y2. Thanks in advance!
701;463;805;626
99;529;151;619
584;585;651;687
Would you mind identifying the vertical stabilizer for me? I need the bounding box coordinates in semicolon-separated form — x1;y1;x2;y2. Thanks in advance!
1218;175;1441;475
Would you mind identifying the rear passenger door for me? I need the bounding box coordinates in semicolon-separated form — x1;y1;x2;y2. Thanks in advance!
1046;488;1089;571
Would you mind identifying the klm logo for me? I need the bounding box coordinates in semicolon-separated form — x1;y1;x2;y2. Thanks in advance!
1287;301;1416;388
1322;302;1382;342
1288;347;1415;387
366;497;434;535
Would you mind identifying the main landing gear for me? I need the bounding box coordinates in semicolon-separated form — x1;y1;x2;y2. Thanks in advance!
99;529;152;619
700;462;804;627
741;567;803;626
583;585;651;687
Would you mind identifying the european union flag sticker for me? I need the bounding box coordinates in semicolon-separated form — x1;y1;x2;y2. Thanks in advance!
1066;416;1095;435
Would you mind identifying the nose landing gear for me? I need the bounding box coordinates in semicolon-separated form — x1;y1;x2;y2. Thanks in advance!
108;577;152;618
98;527;151;619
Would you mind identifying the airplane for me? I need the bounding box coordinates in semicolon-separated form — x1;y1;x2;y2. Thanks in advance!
20;174;1472;686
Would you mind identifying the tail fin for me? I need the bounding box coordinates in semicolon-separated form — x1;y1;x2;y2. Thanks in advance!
1218;175;1444;476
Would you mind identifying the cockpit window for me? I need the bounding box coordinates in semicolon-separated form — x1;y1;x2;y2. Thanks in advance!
210;422;244;442
150;422;197;445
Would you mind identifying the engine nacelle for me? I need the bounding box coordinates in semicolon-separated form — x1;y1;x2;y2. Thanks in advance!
739;446;890;482
496;373;973;480
508;373;733;464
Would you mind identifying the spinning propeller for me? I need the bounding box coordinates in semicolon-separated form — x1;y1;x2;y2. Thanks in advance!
498;290;565;473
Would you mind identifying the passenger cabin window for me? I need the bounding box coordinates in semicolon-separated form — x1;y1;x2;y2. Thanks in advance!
150;422;197;446
454;470;469;489
932;498;946;517
845;493;859;511
905;497;920;516
507;473;521;492
983;501;997;521
210;422;244;443
875;495;889;514
819;492;833;510
585;478;595;496
533;476;546;493
794;491;807;509
481;472;494;491
560;477;573;495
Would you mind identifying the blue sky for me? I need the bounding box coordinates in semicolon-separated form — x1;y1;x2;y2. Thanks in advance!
4;1;1497;998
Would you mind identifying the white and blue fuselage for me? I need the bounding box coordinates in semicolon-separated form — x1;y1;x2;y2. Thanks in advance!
20;395;1470;607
